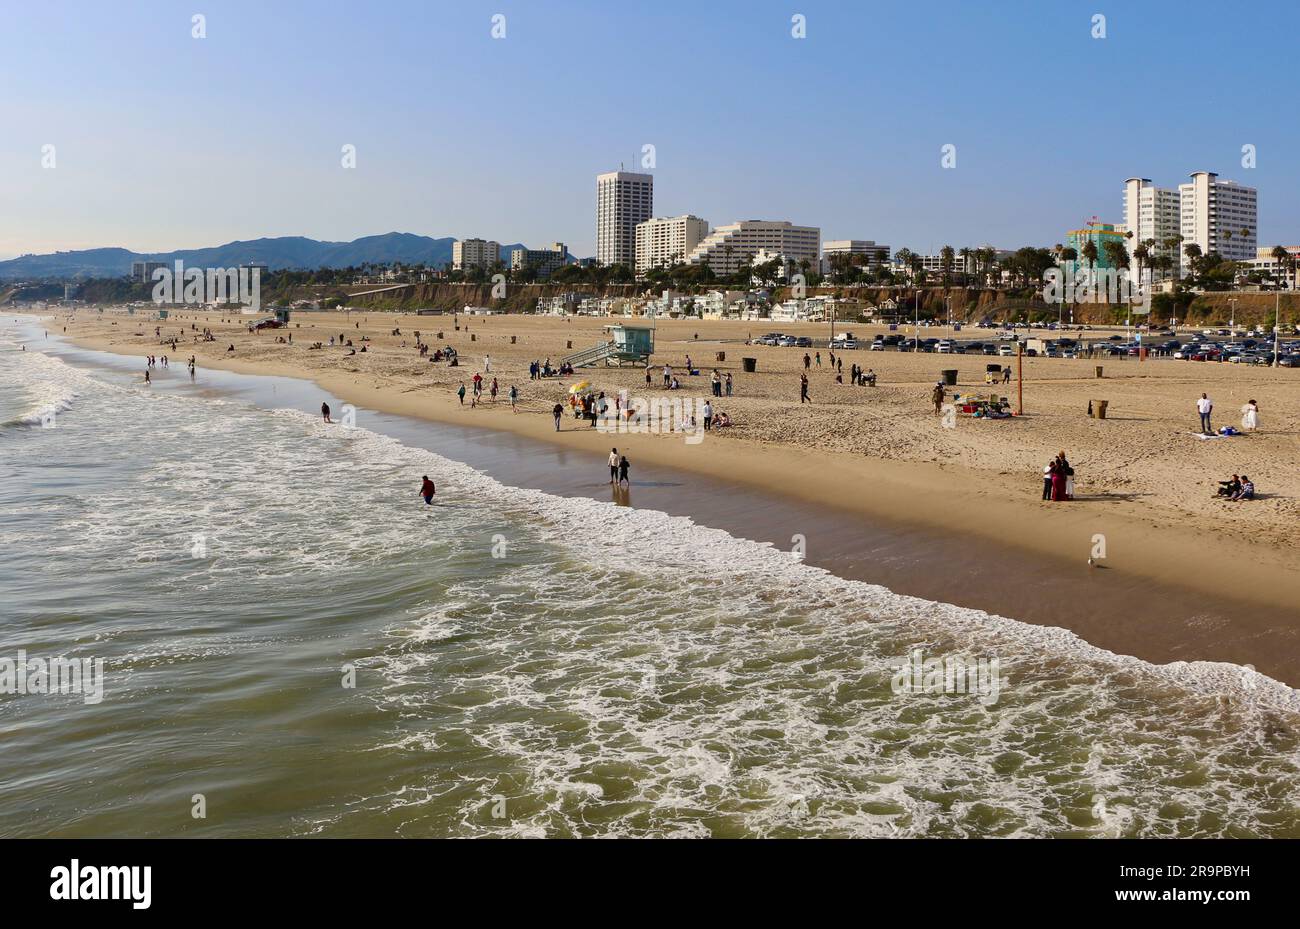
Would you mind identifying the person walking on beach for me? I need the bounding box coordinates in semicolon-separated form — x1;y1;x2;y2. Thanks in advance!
490;378;498;403
608;448;620;483
932;382;945;414
321;401;331;423
457;383;466;405
553;402;564;431
815;352;821;368
645;366;653;390
618;454;630;486
1241;399;1259;432
800;372;810;404
509;385;519;413
484;355;491;373
725;372;733;396
144;369;151;385
419;475;436;505
803;353;811;371
1197;393;1213;434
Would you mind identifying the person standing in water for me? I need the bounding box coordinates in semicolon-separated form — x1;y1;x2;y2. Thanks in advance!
419;475;436;505
321;402;332;423
618;454;630;486
608;448;619;483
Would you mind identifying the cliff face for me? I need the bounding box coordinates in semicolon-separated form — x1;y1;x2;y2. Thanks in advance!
346;282;642;312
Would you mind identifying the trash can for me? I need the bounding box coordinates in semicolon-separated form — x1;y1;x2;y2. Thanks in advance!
566;340;572;349
1095;365;1104;378
716;351;725;362
510;335;516;344
1094;400;1108;419
742;357;757;373
471;333;476;341
941;369;958;386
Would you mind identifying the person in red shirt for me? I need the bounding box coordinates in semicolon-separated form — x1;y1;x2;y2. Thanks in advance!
419;476;436;505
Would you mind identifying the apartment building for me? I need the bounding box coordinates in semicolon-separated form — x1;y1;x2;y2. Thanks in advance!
634;215;710;275
452;238;501;271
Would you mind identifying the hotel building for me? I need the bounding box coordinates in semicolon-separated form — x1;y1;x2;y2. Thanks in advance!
596;171;654;267
684;220;821;275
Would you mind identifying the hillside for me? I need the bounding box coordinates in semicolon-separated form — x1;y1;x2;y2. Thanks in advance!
0;233;530;280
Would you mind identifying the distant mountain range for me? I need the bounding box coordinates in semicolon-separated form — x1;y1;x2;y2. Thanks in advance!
0;233;531;280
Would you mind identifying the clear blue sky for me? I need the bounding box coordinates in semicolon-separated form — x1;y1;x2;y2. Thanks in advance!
3;0;1297;259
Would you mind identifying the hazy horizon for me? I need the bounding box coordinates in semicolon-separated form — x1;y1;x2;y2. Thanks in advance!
5;0;1298;261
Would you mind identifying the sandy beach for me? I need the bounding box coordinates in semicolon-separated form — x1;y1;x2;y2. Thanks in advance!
46;307;1299;622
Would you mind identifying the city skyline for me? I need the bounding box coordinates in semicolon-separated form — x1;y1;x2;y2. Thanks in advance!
4;0;1300;260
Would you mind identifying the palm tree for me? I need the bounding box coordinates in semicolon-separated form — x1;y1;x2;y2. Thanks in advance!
1080;239;1099;297
940;245;955;287
1163;234;1184;280
1183;243;1203;281
1271;245;1290;290
1132;241;1150;289
958;247;972;283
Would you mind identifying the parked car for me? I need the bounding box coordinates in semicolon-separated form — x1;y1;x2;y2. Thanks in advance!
830;338;857;350
795;336;813;348
777;335;798;347
997;345;1015;357
936;340;954;354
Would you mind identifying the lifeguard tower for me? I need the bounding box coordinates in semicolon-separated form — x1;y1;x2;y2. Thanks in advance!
563;323;655;367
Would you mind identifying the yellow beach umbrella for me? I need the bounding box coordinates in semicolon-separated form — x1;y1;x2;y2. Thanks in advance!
569;380;591;394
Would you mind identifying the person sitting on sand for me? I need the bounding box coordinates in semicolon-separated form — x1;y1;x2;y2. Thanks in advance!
1217;474;1241;497
1231;476;1255;501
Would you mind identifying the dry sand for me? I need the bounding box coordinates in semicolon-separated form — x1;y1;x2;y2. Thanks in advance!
50;307;1300;615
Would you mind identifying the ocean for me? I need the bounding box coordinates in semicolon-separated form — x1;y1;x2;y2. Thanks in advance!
2;316;1298;838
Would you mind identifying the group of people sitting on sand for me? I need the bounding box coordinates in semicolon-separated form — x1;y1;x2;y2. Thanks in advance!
529;359;569;379
1216;474;1256;501
1041;452;1075;501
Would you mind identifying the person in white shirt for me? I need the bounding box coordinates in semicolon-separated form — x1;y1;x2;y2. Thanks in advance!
608;448;620;484
1196;393;1213;434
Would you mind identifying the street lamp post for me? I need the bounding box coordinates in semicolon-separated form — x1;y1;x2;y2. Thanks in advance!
1229;298;1237;334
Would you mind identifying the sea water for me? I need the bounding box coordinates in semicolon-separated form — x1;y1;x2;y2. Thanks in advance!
1;321;1298;838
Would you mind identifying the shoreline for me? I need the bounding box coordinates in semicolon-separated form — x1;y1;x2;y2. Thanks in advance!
21;312;1300;685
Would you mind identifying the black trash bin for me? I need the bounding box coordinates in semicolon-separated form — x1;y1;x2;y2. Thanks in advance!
941;369;958;386
742;357;757;373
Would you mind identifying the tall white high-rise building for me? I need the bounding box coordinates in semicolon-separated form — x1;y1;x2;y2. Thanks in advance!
685;220;821;275
1122;178;1181;279
596;171;653;267
635;215;709;275
1178;171;1257;272
452;238;501;271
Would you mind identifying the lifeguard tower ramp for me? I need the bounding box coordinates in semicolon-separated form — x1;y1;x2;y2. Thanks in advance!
563;323;654;367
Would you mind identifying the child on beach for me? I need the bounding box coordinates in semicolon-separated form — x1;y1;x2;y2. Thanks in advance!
618;455;630;485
